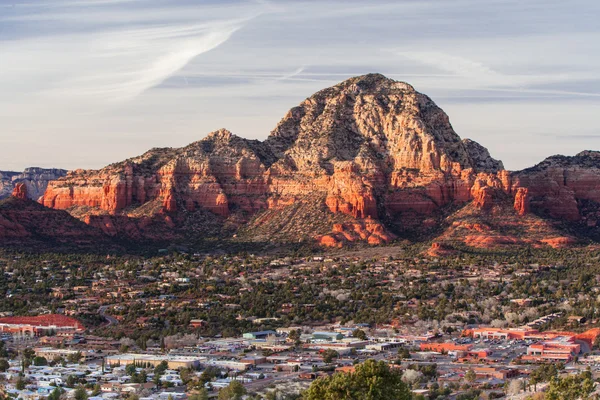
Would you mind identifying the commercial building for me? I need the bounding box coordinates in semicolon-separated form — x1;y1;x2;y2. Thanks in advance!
105;354;206;369
34;347;99;362
470;328;539;340
242;331;277;340
312;332;344;341
522;337;580;363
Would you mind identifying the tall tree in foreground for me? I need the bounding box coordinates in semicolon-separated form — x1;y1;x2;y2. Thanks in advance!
218;381;247;400
303;359;412;400
544;371;594;400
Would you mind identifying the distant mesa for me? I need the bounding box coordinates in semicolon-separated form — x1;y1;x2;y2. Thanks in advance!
0;167;67;201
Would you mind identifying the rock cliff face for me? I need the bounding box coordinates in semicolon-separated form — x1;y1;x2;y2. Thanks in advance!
0;171;18;199
12;183;27;200
10;74;600;249
0;168;67;200
511;151;600;223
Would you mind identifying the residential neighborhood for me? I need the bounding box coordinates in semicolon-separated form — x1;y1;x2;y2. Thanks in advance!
2;249;600;398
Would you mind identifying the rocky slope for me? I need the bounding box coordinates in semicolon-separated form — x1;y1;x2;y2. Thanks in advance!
3;73;599;250
0;168;67;200
0;184;114;250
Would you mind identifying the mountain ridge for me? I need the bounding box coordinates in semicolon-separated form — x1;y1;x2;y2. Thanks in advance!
2;74;599;251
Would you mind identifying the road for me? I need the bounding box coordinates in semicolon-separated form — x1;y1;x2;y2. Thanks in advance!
98;305;119;326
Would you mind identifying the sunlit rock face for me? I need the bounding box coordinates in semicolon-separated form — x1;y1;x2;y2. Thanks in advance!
35;74;600;248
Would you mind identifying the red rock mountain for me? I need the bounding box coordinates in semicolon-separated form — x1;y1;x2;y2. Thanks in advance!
0;192;113;250
5;74;600;250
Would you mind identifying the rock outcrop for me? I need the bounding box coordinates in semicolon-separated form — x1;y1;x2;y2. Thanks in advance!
11;183;27;200
462;139;504;173
513;187;530;216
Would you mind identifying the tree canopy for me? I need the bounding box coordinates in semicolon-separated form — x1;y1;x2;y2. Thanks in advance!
303;360;412;400
544;371;594;400
217;381;247;400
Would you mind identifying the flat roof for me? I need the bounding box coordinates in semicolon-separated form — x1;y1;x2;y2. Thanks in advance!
106;354;206;362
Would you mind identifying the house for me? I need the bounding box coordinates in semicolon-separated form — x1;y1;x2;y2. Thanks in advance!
568;316;586;325
189;319;206;328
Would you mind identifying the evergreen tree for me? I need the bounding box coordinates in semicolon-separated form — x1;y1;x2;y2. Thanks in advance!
303;360;411;400
74;386;88;400
217;381;247;400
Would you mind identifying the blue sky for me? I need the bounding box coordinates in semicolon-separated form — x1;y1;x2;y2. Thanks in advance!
1;0;599;170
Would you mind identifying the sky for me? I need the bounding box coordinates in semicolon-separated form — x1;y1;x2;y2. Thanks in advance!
0;0;599;171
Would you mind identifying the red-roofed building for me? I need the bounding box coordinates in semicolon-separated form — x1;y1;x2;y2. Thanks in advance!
522;337;580;363
0;314;84;336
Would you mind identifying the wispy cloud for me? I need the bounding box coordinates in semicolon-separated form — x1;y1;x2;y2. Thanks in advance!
390;48;600;101
275;66;306;81
0;0;261;104
42;22;245;102
0;0;599;171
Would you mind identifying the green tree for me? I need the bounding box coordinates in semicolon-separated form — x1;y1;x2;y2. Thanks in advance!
288;330;302;347
67;351;82;364
322;349;339;364
33;356;48;366
0;359;9;372
594;334;600;350
529;363;562;391
66;375;77;388
352;329;367;341
22;348;35;362
199;366;220;385
188;389;209;400
288;330;300;342
126;363;137;376
180;368;191;385
74;386;88;400
154;361;168;376
0;341;7;358
545;371;594;400
464;369;476;384
303;359;411;400
92;384;101;396
397;348;411;359
16;377;26;390
48;387;64;400
217;380;247;400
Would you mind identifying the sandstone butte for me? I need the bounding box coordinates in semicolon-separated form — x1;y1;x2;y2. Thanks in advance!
10;73;596;250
